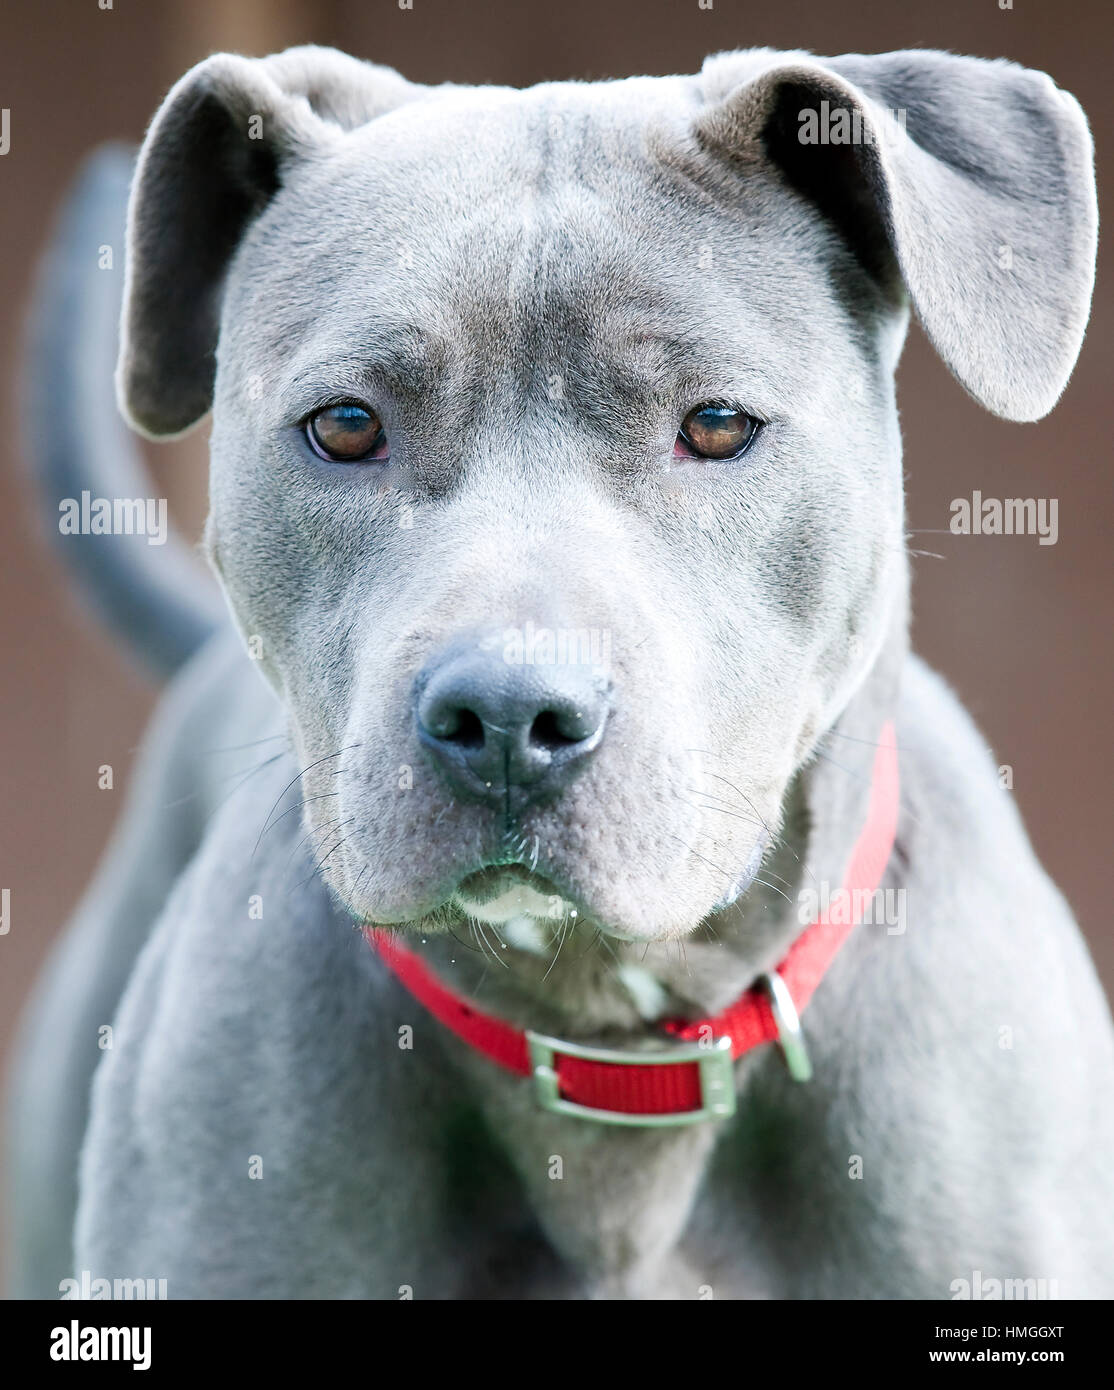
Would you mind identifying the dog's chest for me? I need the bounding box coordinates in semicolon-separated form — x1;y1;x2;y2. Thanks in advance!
434;1044;773;1297
436;1122;778;1299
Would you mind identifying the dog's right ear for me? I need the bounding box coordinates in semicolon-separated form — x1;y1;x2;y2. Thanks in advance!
118;46;422;438
695;50;1098;423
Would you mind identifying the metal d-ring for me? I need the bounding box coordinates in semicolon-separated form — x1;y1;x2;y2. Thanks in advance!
761;970;813;1082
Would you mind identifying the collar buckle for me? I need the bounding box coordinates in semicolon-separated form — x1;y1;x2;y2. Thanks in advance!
525;1031;736;1127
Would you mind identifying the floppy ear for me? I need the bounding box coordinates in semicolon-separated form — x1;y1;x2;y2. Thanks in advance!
119;45;423;438
696;49;1098;421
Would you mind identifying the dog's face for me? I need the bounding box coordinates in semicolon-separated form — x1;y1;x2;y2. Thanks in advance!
207;81;907;941
120;47;1094;943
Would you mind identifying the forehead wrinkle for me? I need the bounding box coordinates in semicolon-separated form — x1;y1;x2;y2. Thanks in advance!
268;161;792;429
277;324;455;410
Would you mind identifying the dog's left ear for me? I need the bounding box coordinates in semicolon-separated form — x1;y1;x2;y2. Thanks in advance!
119;45;424;438
696;49;1098;421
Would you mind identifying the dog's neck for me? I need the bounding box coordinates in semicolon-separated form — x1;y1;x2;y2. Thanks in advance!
417;611;908;1044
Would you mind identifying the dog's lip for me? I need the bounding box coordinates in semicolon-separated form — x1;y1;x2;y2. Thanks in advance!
450;863;590;930
453;863;561;905
357;864;584;931
450;866;651;942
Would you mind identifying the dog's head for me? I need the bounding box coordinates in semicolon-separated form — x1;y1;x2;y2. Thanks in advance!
118;46;1095;944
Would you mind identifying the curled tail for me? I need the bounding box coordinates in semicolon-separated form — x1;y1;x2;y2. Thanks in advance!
24;144;224;678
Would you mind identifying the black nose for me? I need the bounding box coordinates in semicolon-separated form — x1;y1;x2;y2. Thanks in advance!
415;637;610;804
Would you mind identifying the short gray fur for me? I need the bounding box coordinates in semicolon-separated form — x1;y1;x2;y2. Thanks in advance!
6;45;1111;1300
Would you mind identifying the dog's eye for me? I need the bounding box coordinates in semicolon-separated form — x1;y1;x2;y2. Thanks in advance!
675;404;761;461
306;404;388;462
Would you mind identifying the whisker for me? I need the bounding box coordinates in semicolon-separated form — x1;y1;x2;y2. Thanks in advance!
811;747;872;789
160;749;287;813
472;918;509;970
256;791;341;842
823;729;900;750
751;875;795;906
290;815;355;863
679;793;765;828
543;910;574;979
447;926;485;955
292;832;353;893
252;744;362;859
199;734;289;756
687;769;818;887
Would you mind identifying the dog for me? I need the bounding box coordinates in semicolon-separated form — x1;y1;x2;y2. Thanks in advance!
7;44;1113;1300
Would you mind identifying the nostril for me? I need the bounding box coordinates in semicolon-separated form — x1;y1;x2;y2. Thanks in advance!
426;705;486;750
530;709;579;751
449;708;486;750
529;706;601;751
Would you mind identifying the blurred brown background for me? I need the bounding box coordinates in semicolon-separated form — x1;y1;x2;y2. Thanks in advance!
1;0;1111;1262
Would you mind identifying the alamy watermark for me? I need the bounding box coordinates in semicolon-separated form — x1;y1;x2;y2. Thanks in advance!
950;491;1058;546
798;882;906;935
949;1270;1059;1300
798;101;907;147
503;620;611;672
58;491;168;546
50;1321;152;1372
59;1270;168;1300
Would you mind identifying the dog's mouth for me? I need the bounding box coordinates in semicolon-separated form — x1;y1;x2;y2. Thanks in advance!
447;863;631;948
452;864;578;922
352;856;610;943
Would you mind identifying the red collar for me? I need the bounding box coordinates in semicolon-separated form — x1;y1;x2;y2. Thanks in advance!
365;721;899;1127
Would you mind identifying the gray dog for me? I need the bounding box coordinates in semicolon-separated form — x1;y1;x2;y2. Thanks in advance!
7;44;1113;1301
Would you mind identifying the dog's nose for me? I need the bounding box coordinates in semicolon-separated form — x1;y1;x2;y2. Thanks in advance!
415;641;609;803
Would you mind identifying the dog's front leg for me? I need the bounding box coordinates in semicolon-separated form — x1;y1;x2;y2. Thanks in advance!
71;755;524;1299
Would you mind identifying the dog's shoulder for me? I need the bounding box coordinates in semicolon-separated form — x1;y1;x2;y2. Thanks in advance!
889;652;1113;1107
897;653;1067;894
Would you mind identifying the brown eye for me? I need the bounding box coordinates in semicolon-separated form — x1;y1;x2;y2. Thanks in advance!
676;403;761;460
306;404;387;462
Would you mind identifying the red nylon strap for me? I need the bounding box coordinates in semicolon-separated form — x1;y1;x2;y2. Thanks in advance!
368;930;534;1077
366;720;898;1117
556;1053;705;1113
